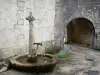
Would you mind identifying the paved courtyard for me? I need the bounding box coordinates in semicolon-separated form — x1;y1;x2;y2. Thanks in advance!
0;44;100;75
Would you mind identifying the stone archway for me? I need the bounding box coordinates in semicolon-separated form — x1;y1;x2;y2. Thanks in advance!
66;17;95;46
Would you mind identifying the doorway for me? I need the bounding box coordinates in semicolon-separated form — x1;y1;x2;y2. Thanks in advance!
66;18;95;46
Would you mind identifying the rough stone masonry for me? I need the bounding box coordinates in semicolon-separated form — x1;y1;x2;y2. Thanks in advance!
54;0;100;49
0;0;55;59
1;0;100;59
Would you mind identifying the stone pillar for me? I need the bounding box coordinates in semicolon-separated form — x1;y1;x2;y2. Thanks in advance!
26;12;35;55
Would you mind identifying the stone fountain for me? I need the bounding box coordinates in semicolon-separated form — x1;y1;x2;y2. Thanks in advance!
9;12;57;73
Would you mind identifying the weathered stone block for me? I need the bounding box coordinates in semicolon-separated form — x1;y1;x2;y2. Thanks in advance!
17;0;25;7
17;10;24;19
17;19;24;25
18;6;25;11
17;34;25;40
14;24;20;29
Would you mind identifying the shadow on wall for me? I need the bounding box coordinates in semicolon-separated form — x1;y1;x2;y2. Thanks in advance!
66;17;95;47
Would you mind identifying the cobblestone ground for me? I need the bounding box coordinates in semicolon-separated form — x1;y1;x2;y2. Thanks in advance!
1;44;100;75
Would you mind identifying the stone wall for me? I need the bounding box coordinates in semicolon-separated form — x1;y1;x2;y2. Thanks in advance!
0;0;55;59
54;0;100;48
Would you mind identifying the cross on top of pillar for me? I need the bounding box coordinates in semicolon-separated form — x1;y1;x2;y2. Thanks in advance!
26;12;36;22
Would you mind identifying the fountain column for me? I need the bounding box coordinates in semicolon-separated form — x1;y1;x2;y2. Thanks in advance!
26;12;36;55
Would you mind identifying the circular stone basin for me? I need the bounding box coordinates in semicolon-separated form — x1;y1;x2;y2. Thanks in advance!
10;54;57;73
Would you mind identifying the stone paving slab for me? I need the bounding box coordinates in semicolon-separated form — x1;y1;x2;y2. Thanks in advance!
86;71;99;75
0;45;100;75
0;70;32;75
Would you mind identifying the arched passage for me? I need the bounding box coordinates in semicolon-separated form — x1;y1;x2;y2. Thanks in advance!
66;18;95;46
